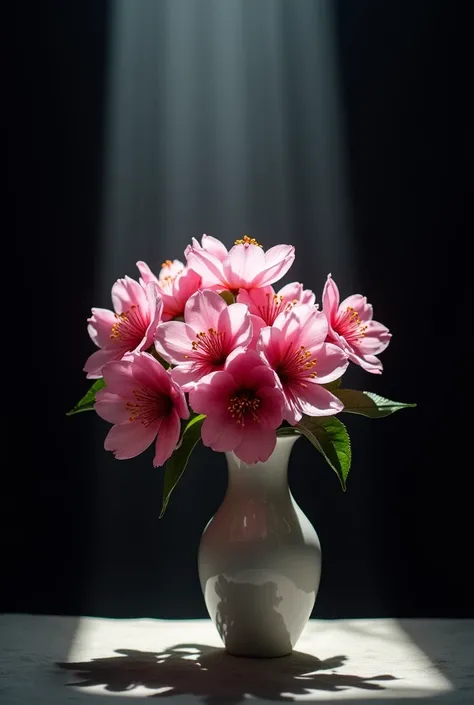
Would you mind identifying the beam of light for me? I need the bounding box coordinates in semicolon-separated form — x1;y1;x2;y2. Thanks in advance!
96;0;356;296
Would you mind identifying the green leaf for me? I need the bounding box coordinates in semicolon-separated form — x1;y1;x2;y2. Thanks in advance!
66;379;106;416
335;390;416;419
160;414;205;517
296;416;351;490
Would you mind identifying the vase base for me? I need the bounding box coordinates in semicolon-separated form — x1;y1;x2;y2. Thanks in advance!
225;647;292;659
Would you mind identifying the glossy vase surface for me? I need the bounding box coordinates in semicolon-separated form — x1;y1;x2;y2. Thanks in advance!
198;435;322;657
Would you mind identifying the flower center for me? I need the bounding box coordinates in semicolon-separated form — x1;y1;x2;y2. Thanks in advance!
158;260;184;294
258;292;296;325
110;305;149;347
336;306;368;343
190;328;227;364
276;344;317;386
228;390;261;426
158;276;175;295
126;387;171;426
234;234;262;248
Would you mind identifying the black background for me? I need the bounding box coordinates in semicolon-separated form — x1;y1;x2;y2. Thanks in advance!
5;0;471;621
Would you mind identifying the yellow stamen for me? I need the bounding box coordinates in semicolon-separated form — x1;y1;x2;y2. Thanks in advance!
234;234;262;247
346;306;368;340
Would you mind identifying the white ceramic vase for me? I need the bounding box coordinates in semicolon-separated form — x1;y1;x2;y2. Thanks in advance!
198;435;322;658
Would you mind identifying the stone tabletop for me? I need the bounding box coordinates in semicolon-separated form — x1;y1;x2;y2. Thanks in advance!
0;615;472;704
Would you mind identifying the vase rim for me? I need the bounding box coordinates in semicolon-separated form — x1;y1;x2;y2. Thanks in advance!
225;432;300;467
275;432;300;444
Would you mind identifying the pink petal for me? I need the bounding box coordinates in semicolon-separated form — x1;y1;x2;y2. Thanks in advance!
358;355;383;375
101;358;136;391
218;302;253;350
201;415;243;452
237;286;279;319
128;351;172;396
271;307;302;344
248;314;266;349
247;364;280;391
282;388;303;425
257;325;283;370
349;352;383;375
339;294;373;322
94;391;130;424
189;371;236;416
170;268;202;314
254;245;295;287
155;321;196;364
185;247;226;288
223;244;265;289
256;387;284;430
235;287;257;313
295;382;343;417
355;320;391;355
143;282;163;348
237;288;279;332
84;347;122;379
136;261;159;285
234;427;277;464
327;326;350;354
171;361;216;391
312;342;349;384
87;308;117;348
301;307;329;348
159;294;180;321
278;281;316;306
168;378;190;419
274;304;328;349
322;274;340;325
111;276;148;314
224;349;264;387
349;351;383;374
104;419;159;459
201;234;228;261
184;290;226;332
153;410;181;467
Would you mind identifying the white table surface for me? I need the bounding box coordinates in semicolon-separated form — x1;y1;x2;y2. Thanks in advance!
0;615;472;704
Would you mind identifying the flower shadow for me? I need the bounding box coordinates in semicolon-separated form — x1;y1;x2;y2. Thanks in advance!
58;643;396;703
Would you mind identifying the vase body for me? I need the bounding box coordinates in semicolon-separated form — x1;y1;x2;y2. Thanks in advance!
198;436;321;658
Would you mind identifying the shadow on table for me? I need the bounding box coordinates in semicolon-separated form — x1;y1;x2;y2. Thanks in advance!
58;643;395;703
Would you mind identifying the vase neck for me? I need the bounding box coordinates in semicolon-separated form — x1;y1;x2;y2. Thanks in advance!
225;435;299;492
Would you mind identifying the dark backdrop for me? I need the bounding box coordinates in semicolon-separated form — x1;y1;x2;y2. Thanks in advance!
5;0;471;619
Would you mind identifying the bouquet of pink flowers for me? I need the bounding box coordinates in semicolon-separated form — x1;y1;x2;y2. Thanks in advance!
69;234;414;514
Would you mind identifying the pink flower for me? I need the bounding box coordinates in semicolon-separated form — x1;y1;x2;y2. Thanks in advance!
84;277;162;379
189;350;284;464
322;274;391;374
155;289;252;391
185;234;295;292
238;282;316;347
187;233;228;261
95;352;189;467
136;258;201;321
257;304;349;424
